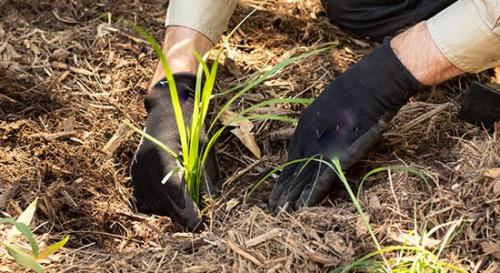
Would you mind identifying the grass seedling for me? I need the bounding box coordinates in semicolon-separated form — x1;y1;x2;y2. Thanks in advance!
248;157;467;272
326;159;466;272
1;198;69;273
125;10;333;205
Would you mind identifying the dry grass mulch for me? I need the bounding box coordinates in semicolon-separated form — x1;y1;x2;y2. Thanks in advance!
1;0;499;272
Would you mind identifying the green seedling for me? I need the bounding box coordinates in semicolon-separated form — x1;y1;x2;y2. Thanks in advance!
125;10;333;205
1;198;69;273
247;157;467;272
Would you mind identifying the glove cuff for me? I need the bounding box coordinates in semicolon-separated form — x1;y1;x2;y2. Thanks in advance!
368;38;425;101
145;73;197;113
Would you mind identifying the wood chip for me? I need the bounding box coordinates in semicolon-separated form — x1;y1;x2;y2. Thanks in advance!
0;184;20;210
485;168;500;179
29;131;77;141
102;123;131;157
355;214;370;236
183;264;218;273
480;241;500;259
268;128;295;141
226;238;263;267
69;66;94;76
303;245;339;266
244;228;281;248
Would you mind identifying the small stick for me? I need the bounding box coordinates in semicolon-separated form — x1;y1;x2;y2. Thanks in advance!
29;131;76;141
244;228;281;247
102;123;130;157
226;237;263;266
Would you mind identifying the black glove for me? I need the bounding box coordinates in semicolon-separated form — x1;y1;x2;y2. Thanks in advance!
269;39;424;211
131;73;219;230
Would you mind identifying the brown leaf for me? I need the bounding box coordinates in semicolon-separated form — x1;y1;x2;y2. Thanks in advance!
485;168;500;179
494;179;500;196
481;241;500;259
221;110;261;158
389;231;441;248
356;214;370;236
51;48;70;61
495;67;500;84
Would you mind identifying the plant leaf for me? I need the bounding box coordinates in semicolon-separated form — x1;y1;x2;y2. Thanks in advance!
37;236;69;260
1;218;39;257
7;198;38;241
221;110;261;158
2;242;44;273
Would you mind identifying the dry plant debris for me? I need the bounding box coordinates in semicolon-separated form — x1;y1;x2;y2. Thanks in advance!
1;0;499;272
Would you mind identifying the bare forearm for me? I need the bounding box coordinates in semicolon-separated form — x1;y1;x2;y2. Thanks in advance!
390;21;463;86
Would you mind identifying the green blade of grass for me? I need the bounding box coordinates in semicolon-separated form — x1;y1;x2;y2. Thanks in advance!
1;242;44;273
36;236;69;260
1;218;39;257
7;198;38;242
239;97;314;116
206;46;333;137
245;114;298;124
129;23;189;175
124;121;179;160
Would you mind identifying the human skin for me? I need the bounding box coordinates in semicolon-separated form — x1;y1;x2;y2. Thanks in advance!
390;21;463;86
152;21;463;90
149;26;213;90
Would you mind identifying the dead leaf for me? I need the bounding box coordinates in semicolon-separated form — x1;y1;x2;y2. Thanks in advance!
324;231;354;258
481;241;500;259
220;110;261;158
494;179;500;196
495;67;500;84
389;231;441;248
225;198;239;213
51;48;70;61
485;168;500;179
356;214;370;236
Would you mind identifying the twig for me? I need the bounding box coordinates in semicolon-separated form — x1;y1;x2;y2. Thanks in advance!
29;131;77;141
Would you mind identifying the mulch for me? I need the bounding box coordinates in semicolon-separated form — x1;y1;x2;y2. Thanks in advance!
0;0;499;272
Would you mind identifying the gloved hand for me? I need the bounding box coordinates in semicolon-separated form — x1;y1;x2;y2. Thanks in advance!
131;73;219;230
269;39;424;211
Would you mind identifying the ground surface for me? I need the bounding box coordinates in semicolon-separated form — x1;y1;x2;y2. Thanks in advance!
0;0;499;272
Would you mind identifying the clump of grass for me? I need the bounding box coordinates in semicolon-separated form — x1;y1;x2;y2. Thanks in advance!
247;157;467;272
125;10;333;205
1;198;69;273
326;159;467;273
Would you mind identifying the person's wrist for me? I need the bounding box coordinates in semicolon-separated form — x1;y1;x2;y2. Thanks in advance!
150;26;213;89
390;21;463;86
150;54;198;88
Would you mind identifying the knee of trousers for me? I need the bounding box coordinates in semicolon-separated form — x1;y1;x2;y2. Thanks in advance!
321;0;383;40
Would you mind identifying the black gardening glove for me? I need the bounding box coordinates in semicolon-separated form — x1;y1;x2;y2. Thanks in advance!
131;73;219;230
269;39;424;211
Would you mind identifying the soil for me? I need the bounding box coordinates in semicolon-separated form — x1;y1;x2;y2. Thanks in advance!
1;0;499;272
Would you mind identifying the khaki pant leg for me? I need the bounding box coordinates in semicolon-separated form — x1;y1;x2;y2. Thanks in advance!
427;0;500;73
165;0;238;43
